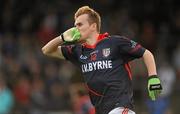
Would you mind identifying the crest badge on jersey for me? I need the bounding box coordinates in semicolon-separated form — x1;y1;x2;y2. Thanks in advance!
102;48;110;57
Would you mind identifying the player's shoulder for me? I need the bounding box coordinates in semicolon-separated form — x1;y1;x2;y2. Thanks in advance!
108;35;130;42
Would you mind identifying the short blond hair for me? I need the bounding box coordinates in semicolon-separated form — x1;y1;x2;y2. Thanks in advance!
74;6;101;32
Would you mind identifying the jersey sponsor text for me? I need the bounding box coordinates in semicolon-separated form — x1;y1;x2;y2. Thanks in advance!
82;60;112;73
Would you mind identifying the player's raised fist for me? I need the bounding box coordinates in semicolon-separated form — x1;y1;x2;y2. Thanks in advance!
61;27;81;43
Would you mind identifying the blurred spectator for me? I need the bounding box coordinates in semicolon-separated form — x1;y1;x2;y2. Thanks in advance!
37;10;58;44
140;20;156;52
30;78;47;114
0;74;14;114
146;61;176;114
58;61;78;84
173;43;180;79
74;89;95;114
13;73;32;114
46;81;71;111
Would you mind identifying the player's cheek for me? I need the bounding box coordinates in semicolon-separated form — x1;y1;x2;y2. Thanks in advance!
81;31;87;38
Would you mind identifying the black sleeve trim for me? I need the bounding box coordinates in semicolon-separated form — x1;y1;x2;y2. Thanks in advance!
148;75;158;79
61;34;65;42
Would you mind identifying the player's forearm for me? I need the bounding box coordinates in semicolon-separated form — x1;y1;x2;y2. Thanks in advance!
142;49;157;76
42;36;63;55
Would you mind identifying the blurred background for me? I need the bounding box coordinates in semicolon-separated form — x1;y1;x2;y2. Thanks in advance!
0;0;179;114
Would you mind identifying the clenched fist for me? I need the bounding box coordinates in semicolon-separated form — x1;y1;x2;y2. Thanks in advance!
61;27;81;43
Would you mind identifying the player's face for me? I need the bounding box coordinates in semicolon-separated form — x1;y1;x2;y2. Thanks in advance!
74;14;96;41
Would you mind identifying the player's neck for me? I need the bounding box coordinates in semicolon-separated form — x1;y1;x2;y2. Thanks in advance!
85;32;99;46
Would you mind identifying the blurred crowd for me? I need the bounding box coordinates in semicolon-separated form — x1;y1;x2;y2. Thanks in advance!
0;0;179;114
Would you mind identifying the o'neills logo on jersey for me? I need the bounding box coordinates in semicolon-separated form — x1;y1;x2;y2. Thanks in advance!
81;60;112;73
80;55;88;59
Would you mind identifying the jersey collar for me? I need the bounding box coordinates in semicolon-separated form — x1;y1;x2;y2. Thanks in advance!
83;32;109;49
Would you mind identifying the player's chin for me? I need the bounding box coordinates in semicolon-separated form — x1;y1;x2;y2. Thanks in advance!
78;39;86;44
78;36;86;43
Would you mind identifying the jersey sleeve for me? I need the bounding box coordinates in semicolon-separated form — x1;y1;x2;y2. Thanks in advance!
61;45;79;66
117;37;146;61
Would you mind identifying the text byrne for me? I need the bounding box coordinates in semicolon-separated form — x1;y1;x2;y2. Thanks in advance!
81;60;112;73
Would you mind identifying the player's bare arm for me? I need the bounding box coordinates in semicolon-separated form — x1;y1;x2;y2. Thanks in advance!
142;49;162;100
42;27;81;59
142;49;157;76
42;36;65;59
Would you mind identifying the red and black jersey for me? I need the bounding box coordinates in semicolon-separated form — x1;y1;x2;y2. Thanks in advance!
61;33;145;114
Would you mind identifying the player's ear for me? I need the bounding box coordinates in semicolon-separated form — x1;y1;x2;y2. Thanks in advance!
91;23;97;31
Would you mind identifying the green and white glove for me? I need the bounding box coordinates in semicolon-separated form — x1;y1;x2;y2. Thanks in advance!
61;27;81;43
148;75;162;101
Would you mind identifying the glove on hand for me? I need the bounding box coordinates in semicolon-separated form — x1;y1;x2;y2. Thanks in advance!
148;75;162;101
61;27;81;43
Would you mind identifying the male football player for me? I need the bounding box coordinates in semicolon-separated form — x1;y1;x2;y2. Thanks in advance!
42;6;162;114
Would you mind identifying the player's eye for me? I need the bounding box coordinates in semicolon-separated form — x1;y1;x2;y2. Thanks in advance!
75;23;82;27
